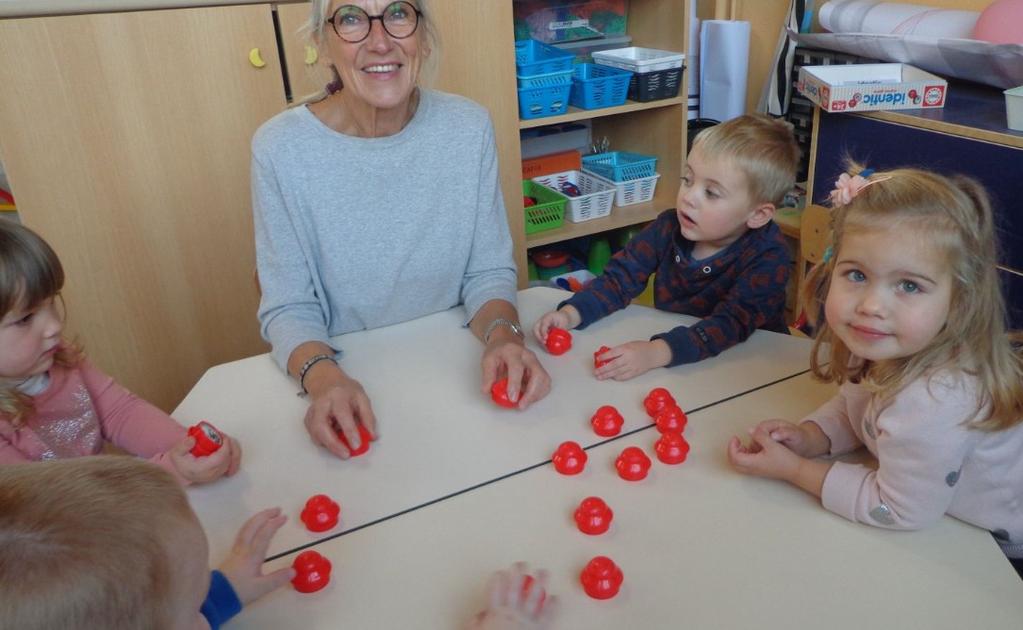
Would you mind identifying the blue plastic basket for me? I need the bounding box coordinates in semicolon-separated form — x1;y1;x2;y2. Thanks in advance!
581;151;658;182
569;63;633;110
516;70;573;90
517;82;572;120
515;39;574;77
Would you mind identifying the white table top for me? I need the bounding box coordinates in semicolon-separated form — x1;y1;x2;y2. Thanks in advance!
177;288;814;559
240;372;1023;630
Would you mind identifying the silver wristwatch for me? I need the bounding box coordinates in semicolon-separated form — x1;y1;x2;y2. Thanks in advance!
483;317;524;344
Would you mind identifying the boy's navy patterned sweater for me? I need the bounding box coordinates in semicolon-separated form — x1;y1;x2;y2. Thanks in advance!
561;209;791;366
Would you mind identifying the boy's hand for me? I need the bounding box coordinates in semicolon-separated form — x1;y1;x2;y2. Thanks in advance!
754;419;831;458
593;339;671;381
726;424;805;482
169;433;242;484
466;562;556;630
532;307;581;345
217;508;295;606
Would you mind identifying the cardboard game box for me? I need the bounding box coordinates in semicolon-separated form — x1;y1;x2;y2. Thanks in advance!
798;63;947;113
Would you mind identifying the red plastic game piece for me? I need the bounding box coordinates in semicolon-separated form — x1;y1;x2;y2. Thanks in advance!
654;405;688;434
521;574;547;609
292;550;332;593
654;432;690;465
615;446;652;481
523;195;537;207
187;421;223;457
590;405;624;437
300;494;340;532
580;556;624;600
552;441;587;475
545;327;573;355
593;346;612;369
337;423;373;457
574;496;613;535
643;387;676;417
490;378;518;409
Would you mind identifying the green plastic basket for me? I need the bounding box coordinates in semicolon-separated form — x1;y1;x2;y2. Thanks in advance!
522;180;567;235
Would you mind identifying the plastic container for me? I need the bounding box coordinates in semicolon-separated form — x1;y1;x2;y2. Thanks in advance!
553;34;633;64
595;172;660;206
522;180;567;235
569;63;633;110
628;67;683;101
522;149;582;179
581;151;657;182
515;39;575;77
1006;85;1023;131
532;170;615;223
518;82;572;120
592;47;685;73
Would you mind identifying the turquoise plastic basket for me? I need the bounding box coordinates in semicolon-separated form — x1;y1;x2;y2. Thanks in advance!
515;39;574;77
581;151;658;182
569;63;633;110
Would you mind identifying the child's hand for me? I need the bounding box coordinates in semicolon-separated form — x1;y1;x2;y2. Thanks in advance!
532;307;581;345
593;339;672;381
726;423;805;482
754;419;831;458
217;508;295;606
169;433;242;484
466;562;556;630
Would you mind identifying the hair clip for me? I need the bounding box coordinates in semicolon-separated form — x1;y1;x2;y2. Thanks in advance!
829;169;892;208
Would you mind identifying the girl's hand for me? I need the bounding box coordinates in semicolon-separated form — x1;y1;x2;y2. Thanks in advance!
217;508;295;606
532;307;581;345
481;337;551;410
466;562;557;630
726;423;805;482
755;419;832;458
169;433;242;484
304;375;377;459
593;340;672;381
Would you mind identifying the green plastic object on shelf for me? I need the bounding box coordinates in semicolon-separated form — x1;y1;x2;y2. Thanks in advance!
588;237;611;275
528;260;539;281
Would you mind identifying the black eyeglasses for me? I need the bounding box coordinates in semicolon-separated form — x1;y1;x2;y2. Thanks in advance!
326;2;422;43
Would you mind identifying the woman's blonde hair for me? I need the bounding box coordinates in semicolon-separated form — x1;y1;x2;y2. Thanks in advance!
0;220;81;426
0;456;196;629
803;165;1023;431
296;0;441;104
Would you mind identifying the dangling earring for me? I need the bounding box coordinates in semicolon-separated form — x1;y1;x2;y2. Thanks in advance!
326;65;343;95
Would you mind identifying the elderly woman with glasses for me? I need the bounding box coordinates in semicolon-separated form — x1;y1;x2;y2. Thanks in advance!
251;0;551;459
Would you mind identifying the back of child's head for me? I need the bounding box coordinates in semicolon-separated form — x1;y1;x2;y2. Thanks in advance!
0;456;197;629
690;113;800;207
0;219;80;425
805;165;1023;430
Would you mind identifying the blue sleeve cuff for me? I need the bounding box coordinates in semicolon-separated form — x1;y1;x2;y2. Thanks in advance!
651;325;704;367
201;570;243;630
558;292;605;330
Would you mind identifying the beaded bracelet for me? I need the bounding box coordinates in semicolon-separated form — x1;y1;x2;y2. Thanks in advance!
298;353;338;395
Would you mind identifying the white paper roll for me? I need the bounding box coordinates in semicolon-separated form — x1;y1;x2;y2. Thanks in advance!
819;1;978;38
699;20;750;122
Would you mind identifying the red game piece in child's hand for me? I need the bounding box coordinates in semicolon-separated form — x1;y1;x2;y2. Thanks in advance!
300;494;340;532
593;346;612;369
521;574;547;609
490;377;519;409
654;405;687;434
545;327;573;355
552;441;587;475
580;556;624;599
292;550;332;593
336;423;373;457
654;431;690;465
643;387;676;417
590;405;624;437
615;446;652;481
574;496;613;535
187;421;223;457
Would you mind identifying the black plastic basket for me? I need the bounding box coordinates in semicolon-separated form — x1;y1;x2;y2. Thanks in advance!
627;66;684;102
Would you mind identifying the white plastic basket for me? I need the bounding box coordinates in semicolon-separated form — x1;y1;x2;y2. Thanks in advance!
589;171;661;207
532;170;615;223
592;47;685;73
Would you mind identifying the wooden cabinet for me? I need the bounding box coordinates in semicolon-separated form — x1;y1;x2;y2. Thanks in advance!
0;4;287;410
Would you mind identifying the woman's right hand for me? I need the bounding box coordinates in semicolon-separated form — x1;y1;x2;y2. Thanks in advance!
303;367;377;459
532;306;580;345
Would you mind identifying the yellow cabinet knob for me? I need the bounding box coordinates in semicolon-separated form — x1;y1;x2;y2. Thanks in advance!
304;45;318;65
249;47;267;68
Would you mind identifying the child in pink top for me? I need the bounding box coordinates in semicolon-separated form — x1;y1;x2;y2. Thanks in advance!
727;167;1023;578
0;220;240;484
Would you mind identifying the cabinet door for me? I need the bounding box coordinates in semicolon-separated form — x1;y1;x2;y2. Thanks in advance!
277;2;327;102
0;5;287;410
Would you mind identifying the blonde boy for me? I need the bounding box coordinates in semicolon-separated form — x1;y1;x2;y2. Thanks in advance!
535;114;801;380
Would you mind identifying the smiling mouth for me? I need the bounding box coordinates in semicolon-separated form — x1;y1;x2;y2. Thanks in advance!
363;63;401;74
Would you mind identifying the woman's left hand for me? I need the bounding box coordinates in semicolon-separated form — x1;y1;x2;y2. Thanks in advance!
481;336;551;410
